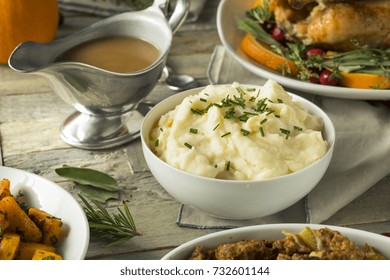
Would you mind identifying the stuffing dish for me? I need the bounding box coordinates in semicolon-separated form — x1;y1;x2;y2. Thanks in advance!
189;227;386;260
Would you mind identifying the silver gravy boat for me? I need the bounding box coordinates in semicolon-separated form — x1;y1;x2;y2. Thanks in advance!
8;0;189;150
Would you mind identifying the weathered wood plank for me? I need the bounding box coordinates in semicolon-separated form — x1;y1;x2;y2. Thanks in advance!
85;200;217;259
1;0;389;261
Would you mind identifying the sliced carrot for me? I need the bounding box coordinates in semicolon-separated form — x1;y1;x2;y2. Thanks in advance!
252;0;275;11
0;179;12;200
338;72;390;89
240;33;299;76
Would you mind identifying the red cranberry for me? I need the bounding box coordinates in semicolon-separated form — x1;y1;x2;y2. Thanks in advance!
308;76;320;84
272;27;285;42
319;69;339;86
306;48;324;58
308;68;321;84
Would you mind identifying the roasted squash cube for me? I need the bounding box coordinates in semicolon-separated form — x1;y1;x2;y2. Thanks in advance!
1;196;42;242
28;208;62;247
0;232;20;260
32;249;62;260
0;198;10;232
0;179;12;200
15;241;56;260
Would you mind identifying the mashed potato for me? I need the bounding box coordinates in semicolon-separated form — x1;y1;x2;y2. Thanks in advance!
150;80;327;180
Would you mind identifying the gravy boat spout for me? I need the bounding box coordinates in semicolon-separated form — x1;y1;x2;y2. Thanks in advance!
8;0;189;150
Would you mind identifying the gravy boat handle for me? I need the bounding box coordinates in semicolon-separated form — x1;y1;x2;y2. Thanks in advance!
153;0;190;33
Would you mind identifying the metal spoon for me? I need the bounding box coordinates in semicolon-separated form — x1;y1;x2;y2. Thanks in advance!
163;65;198;91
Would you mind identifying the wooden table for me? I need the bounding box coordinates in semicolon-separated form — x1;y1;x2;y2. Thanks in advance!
0;0;389;260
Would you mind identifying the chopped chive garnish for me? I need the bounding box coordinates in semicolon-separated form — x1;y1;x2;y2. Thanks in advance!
249;96;256;102
280;128;290;139
213;103;223;108
213;123;220;130
191;108;205;115
189;128;198;134
260;118;267;125
184;142;193;149
255;98;268;112
247;88;256;92
200;98;207;102
154;139;159;147
241;128;250;136
265;108;275;115
260;127;265;137
205;93;209;96
238;114;249;122
294;126;303;131
221;132;231;138
159;127;163;132
235;86;246;96
224;107;235;119
226;161;231;171
277;98;283;103
274;114;280;118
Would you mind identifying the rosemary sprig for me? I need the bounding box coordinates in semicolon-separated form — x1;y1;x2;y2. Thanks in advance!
79;194;141;247
238;17;282;48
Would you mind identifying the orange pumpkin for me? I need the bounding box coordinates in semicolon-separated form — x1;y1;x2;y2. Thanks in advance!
0;0;59;64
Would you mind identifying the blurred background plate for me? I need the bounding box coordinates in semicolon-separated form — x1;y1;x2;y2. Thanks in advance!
216;0;390;100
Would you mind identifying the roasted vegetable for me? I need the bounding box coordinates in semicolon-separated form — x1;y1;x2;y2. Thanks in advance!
1;196;42;242
0;179;11;200
0;198;10;232
15;241;56;260
0;178;64;260
28;208;62;247
32;249;63;260
0;233;20;260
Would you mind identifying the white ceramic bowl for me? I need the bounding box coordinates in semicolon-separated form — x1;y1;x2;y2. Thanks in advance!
0;166;89;260
141;85;335;220
162;223;390;259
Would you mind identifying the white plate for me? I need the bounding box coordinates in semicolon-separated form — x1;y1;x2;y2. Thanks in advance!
162;223;390;259
0;166;89;260
217;0;390;100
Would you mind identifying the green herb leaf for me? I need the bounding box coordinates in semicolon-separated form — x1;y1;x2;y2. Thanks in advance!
226;161;231;171
241;128;250;136
184;142;193;149
280;128;291;139
76;183;119;203
55;166;118;192
260;126;265;137
221;132;231;138
189;128;198;134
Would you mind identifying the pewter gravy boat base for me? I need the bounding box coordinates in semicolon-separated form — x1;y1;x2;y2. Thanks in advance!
8;0;189;149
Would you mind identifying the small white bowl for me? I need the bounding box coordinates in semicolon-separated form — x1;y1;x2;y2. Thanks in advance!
1;166;89;260
141;85;335;219
162;224;390;259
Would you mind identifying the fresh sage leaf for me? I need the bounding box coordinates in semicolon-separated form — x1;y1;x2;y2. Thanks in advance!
55;166;119;192
76;183;119;203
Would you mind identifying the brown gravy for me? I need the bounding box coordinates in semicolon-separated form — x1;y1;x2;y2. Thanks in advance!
58;36;160;73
